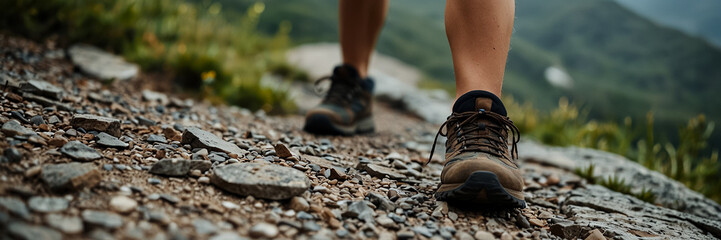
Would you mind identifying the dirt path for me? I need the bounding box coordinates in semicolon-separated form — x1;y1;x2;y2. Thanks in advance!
1;35;720;240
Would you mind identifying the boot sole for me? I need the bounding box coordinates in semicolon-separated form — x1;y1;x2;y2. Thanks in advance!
303;114;374;136
435;171;526;208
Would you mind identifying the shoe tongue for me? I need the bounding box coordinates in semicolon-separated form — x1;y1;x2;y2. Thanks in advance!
452;90;507;116
333;64;361;82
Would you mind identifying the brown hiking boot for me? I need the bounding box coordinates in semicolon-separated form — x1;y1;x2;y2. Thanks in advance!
303;64;375;135
430;90;525;208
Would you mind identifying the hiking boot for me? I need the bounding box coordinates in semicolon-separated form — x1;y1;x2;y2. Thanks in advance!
430;90;525;208
303;64;375;135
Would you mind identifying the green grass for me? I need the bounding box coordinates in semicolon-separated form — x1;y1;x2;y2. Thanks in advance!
575;164;658;204
0;0;296;114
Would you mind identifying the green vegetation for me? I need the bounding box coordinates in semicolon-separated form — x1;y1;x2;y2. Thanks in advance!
510;98;720;203
574;164;658;204
0;0;295;113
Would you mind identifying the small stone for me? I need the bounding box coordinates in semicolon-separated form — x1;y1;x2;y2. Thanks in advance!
29;115;46;125
136;116;156;126
110;196;137;213
142;90;169;104
41;162;101;192
547;174;561;186
211;163;310;200
448;211;458;221
163;127;182;142
500;232;513;240
28;196;69;213
48;135;68;147
48;116;61;124
25;165;42;178
96;132;128;148
303;221;321;232
70;114;121;137
148;178;162;185
376;215;397;229
60;141;103;161
411;226;433;238
356;162;405;180
2;120;34;137
529;218;546;227
289;197;310;212
367;192;395;211
20;80;65;100
474;231;495;240
198;177;211;184
327;167;347;180
45;214;83;234
146;134;167;144
0;197;31;220
342;201;374;223
249;222;279;238
222;201;240;209
4;147;23;162
274;144;293;158
150;158;212;177
8;222;62;240
585;229;606;240
182;127;244;156
194;218;218;235
82;210;123;229
190;169;202;177
538;210;554;219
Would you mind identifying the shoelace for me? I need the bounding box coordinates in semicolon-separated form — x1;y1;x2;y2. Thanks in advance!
427;109;520;165
313;75;360;106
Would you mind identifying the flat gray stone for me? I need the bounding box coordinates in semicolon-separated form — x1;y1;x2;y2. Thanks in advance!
0;197;31;220
182;127;243;156
20;79;64;100
210;232;246;240
367;192;396;211
60;140;103;161
68;44;139;81
193;218;218;235
248;222;279;238
96;132;128;148
28;196;69;213
8;222;62;240
82;210;123;229
211;163;310;200
356;162;406;180
142;90;169;105
46;214;83;234
1;120;35;137
342;200;375;223
146;134;167;144
150;159;212;177
21;92;73;111
41;162;101;192
71;114;122;137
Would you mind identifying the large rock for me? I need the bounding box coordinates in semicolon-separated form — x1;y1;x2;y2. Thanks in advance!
20;80;64;100
551;185;721;239
68;44;139;81
60;141;103;161
181;127;244;156
150;159;212;177
41;162;101;192
518;140;721;221
70;114;122;137
211;163;310;200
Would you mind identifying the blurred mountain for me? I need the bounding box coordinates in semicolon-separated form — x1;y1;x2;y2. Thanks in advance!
211;0;721;147
615;0;721;48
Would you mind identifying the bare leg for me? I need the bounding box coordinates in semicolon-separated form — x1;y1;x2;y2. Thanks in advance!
339;0;388;78
445;0;515;98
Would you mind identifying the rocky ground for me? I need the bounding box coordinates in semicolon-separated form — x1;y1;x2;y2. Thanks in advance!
1;34;720;240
